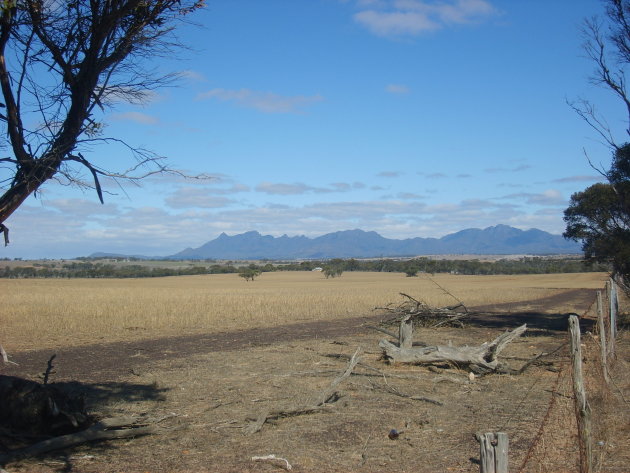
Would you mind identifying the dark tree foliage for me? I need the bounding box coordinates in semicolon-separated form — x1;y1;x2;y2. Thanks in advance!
564;145;630;280
238;268;261;282
0;0;205;244
566;0;630;286
0;256;608;279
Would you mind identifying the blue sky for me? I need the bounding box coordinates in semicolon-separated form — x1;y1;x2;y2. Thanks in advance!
2;0;626;259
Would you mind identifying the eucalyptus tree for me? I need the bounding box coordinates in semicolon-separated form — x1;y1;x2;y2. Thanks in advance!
565;0;630;287
0;0;205;244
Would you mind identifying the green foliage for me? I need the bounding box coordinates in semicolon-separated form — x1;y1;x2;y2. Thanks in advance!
238;268;261;282
564;144;630;282
322;265;343;279
404;268;419;277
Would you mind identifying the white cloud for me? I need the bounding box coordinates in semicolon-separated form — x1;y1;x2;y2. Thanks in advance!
552;175;602;183
377;171;402;177
256;182;313;195
165;188;238;209
45;198;120;218
484;164;532;174
179;69;206;82
196;88;324;114
500;189;566;206
397;192;425;199
354;0;498;37
355;10;439;36
386;83;410;94
255;181;366;195
526;189;565;205
110;111;159;125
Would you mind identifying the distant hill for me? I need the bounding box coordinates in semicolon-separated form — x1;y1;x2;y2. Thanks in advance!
163;225;580;260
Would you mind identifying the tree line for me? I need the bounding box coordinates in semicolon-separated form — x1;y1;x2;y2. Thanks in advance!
0;257;609;279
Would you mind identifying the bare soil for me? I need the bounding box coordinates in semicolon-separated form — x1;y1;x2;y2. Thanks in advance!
2;287;629;473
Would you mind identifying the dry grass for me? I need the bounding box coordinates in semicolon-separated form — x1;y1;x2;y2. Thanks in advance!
0;271;608;352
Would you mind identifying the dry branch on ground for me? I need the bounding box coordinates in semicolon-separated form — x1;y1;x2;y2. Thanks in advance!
0;417;153;466
379;324;528;375
245;347;362;435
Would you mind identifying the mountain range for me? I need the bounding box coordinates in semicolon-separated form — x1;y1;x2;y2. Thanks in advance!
146;225;581;260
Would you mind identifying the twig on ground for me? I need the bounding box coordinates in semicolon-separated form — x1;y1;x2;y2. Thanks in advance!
41;355;56;385
251;454;292;470
514;343;566;375
370;377;443;405
0;344;17;365
360;433;372;465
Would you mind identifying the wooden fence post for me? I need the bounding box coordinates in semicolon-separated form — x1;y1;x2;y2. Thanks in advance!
596;291;610;384
478;432;508;473
609;278;618;341
568;315;592;473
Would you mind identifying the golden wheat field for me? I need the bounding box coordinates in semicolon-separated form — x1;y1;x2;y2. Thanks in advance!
0;271;608;351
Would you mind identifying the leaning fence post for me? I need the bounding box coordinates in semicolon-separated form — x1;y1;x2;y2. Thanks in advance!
478;432;508;473
568;315;592;473
609;278;618;340
596;291;610;384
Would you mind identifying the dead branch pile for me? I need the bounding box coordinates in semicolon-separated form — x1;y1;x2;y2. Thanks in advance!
375;292;468;328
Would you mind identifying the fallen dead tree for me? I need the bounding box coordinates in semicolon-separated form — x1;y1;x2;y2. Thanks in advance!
0;360;158;467
245;347;362;435
374;292;469;329
379;324;528;375
0;416;154;465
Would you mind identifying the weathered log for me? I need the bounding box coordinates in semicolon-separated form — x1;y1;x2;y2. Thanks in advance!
0;417;153;465
379;324;527;374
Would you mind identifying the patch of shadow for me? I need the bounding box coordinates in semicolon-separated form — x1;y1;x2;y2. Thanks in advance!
52;379;169;412
0;377;169;471
466;311;595;334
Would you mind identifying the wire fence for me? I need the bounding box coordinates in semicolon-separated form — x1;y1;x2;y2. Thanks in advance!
514;278;625;473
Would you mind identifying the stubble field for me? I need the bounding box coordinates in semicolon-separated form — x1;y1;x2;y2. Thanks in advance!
0;271;606;351
2;271;629;473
